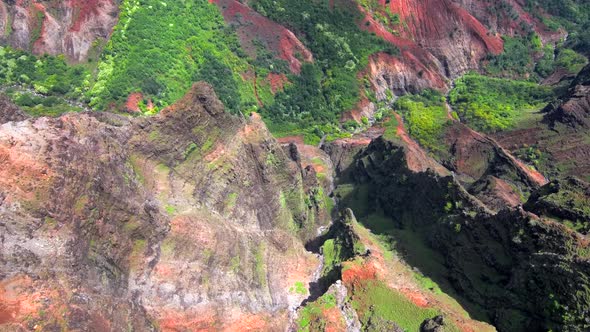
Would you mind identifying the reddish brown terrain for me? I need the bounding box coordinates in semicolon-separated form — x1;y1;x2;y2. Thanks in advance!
495;65;590;181
0;0;118;61
211;0;313;74
0;84;331;330
0;0;589;331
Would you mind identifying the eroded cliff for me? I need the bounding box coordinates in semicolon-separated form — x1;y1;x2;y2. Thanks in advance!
0;83;331;330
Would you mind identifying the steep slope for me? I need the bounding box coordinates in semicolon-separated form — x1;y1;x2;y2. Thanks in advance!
544;64;590;129
0;0;118;61
494;65;590;181
328;133;590;331
0;83;331;330
368;0;504;76
211;0;313;74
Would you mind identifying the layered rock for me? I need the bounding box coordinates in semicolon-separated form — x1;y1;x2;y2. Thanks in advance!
0;83;330;330
0;0;118;61
354;0;504;101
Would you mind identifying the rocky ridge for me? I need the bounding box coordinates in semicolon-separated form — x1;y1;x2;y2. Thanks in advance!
0;83;331;330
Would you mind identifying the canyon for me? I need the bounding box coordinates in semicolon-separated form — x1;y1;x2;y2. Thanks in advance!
0;0;589;331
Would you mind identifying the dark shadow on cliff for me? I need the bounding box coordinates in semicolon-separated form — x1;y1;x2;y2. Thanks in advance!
332;164;494;325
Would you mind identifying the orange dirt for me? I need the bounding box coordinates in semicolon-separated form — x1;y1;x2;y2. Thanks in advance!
223;314;268;331
0;276;41;325
342;261;378;285
267;73;289;94
125;92;143;113
321;307;347;332
0;144;53;203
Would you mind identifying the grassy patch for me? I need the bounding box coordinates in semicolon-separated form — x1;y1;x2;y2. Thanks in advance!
254;243;266;287
230;255;240;274
290;281;308;295
89;0;256;112
394;89;450;153
225;192;238;210
381;114;400;142
350;279;456;331
164;204;176;216
297;292;338;331
449;74;554;133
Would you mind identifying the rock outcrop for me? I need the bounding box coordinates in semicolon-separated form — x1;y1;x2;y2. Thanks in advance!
0;94;27;123
0;0;118;62
0;83;330;330
544;64;590;129
495;65;590;180
334;132;590;331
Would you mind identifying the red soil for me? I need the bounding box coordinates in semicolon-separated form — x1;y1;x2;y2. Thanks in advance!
267;73;289;94
125;92;143;113
69;0;113;33
321;307;347;332
0;143;53;203
211;0;313;74
0;276;41;326
342;261;378;285
223;314;269;331
384;0;503;55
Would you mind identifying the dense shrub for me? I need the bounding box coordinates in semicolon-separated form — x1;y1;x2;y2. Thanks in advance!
89;0;255;113
449;74;554;132
394;90;450;153
254;0;398;139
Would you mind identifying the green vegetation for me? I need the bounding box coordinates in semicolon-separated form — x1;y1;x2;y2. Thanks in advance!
230;255;241;274
253;244;266;287
0;46;89;116
525;179;590;233
536;44;588;77
394;89;450;153
349;279;457;332
485;34;587;80
89;0;256;113
225;192;238;210
290;281;308;295
485;35;539;77
554;48;589;73
253;0;398;142
321;239;340;276
524;0;590;55
449;74;554;132
164;205;177;215
357;0;401;34
296;292;339;331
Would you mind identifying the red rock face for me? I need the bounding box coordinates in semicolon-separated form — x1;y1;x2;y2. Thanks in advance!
211;0;313;74
360;0;503;82
386;0;503;54
1;0;118;62
453;0;564;43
